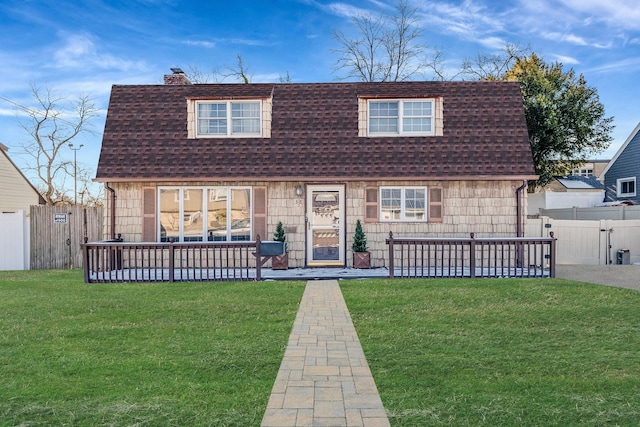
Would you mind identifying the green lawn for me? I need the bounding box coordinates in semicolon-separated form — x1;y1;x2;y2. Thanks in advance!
0;270;304;426
2;272;640;426
341;278;640;426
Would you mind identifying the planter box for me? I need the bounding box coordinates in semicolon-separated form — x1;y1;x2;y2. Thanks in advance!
260;241;285;256
353;251;371;269
272;253;289;270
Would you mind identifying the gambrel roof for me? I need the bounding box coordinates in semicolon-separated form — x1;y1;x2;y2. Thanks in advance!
96;81;536;182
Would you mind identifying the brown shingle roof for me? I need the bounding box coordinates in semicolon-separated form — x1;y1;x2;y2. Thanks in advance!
96;81;536;182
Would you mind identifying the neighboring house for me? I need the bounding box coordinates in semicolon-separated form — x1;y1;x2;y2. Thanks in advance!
0;143;45;211
601;122;640;205
94;70;537;268
528;175;605;215
571;159;609;178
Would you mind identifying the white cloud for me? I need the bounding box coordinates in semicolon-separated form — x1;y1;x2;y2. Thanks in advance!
559;0;640;31
184;40;216;48
551;54;580;64
542;32;588;46
326;2;372;19
52;32;146;71
586;57;640;74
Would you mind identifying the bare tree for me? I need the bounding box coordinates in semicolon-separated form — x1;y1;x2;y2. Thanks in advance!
332;0;434;82
186;64;222;83
221;54;253;83
458;44;533;80
187;54;253;83
18;85;99;205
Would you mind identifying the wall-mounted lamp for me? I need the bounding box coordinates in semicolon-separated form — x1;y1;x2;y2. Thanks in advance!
295;185;304;197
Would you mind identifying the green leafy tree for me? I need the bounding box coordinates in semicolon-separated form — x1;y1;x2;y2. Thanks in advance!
273;221;286;243
504;55;613;189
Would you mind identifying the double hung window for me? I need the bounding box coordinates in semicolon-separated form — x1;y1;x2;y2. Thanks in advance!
379;187;428;222
617;177;636;197
197;101;261;137
368;99;434;136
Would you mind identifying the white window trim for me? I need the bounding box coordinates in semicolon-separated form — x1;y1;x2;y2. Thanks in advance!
158;186;252;242
195;100;262;138
379;186;429;222
367;99;435;137
617;177;636;197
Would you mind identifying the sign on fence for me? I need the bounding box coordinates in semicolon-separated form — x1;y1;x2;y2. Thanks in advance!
53;213;68;224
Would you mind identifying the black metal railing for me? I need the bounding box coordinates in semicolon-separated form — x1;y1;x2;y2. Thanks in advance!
386;232;556;279
82;236;274;283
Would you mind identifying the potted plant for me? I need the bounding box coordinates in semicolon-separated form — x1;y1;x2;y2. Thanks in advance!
352;219;371;269
272;221;288;270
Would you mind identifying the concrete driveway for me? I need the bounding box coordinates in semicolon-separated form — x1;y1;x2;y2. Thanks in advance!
555;264;640;291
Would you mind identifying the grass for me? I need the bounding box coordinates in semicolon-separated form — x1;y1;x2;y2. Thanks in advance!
0;270;304;426
341;278;640;426
2;272;640;426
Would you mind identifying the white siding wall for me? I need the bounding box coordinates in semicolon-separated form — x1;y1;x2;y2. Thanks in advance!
0;151;42;212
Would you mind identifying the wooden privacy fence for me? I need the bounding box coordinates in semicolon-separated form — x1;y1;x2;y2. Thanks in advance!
386;232;556;279
81;236;281;283
31;205;103;270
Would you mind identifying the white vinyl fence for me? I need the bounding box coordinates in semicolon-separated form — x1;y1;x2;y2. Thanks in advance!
526;217;640;265
0;210;30;270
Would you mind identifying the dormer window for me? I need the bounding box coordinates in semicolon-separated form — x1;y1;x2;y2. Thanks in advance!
358;97;442;137
369;99;434;136
195;100;262;137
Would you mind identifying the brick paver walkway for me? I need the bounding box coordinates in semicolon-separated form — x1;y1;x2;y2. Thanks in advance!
261;280;390;427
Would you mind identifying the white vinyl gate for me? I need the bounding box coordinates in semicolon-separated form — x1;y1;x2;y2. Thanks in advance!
526;217;640;265
0;210;30;270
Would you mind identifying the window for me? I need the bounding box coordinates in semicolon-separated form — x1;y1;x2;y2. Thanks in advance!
617;177;636;197
368;99;434;136
196;101;261;137
572;168;593;177
159;187;251;242
380;187;428;222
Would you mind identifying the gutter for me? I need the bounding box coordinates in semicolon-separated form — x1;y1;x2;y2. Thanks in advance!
515;180;527;237
105;183;116;240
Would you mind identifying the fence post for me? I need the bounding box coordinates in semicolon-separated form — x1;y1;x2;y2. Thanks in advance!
255;234;262;281
469;233;476;278
387;231;394;278
169;239;175;282
82;237;90;283
549;231;556;278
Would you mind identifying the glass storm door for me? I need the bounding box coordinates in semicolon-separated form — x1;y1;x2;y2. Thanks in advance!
306;185;345;266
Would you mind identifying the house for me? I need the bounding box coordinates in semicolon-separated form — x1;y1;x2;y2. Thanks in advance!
94;71;537;268
528;175;605;215
0;143;45;211
600;123;640;205
571;159;609;178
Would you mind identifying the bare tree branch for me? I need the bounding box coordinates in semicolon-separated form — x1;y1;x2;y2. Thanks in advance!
17;85;99;205
332;0;432;82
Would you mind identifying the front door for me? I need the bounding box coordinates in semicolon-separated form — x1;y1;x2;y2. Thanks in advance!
306;185;345;266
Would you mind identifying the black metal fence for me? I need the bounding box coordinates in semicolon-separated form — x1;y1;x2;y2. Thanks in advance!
81;233;557;283
386;232;556;279
82;236;275;283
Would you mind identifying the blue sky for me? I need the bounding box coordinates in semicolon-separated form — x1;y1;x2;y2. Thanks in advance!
1;0;639;186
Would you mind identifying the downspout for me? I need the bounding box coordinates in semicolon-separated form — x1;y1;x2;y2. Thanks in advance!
515;180;527;237
105;183;116;240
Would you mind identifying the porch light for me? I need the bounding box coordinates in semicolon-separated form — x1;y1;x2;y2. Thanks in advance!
295;185;304;197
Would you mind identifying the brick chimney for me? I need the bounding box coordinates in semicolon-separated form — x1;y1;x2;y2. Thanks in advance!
164;68;191;85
